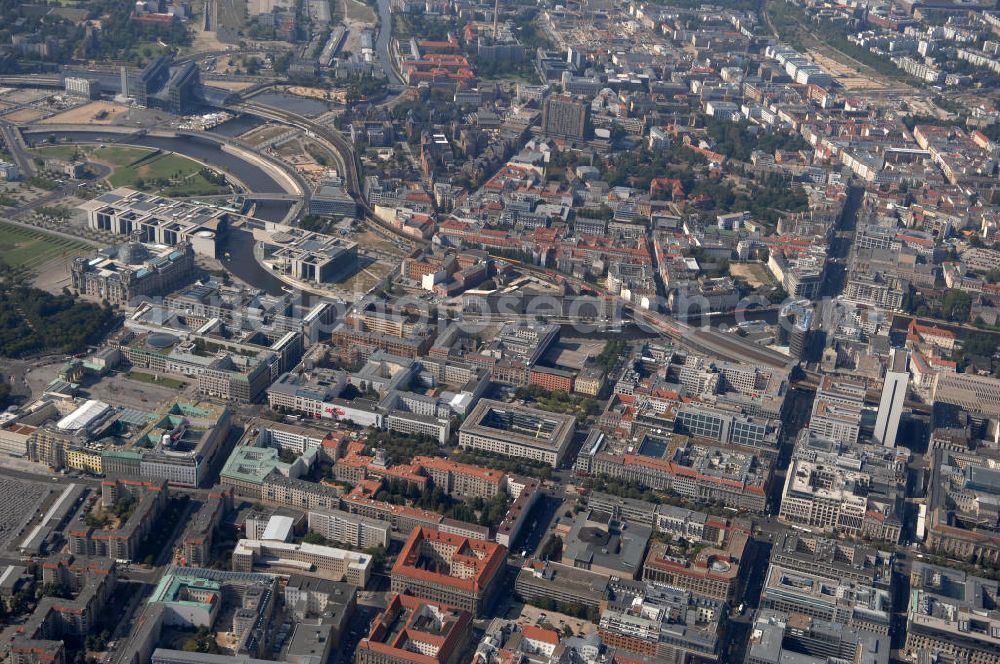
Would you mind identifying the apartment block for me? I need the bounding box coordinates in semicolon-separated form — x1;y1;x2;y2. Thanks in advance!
67;480;168;562
307;508;390;549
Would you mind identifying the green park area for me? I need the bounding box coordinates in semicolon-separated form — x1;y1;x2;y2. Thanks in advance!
35;144;152;169
0;221;90;275
34;144;231;197
108;152;229;196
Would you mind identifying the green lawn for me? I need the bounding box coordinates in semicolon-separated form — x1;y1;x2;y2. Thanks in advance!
33;145;85;161
0;221;90;272
159;175;230;197
126;371;188;389
34;144;156;169
108;152;229;196
107;152;195;187
34;143;229;197
92;145;157;168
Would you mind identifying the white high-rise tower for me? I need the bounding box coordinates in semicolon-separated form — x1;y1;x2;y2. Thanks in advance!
874;348;909;448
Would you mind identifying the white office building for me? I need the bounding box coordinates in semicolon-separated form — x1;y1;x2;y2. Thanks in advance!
874;349;908;448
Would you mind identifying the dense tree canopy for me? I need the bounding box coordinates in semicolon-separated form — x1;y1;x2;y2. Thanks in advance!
0;286;114;357
705;120;809;162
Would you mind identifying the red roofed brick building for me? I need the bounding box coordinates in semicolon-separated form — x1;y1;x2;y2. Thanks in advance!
357;593;471;664
410;456;505;498
528;365;576;393
906;319;957;352
401;54;476;90
390;527;507;616
649;177;685;201
417;35;460;53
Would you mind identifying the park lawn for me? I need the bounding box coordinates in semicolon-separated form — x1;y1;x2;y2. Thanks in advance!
126;371;188;389
109;152;229;196
159;174;230;196
33;145;84;161
34;144;156;169
34;143;227;197
91;145;156;168
0;221;90;271
124;41;174;64
528;392;600;417
109;152;203;187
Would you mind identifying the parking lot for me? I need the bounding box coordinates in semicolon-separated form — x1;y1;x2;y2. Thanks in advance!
516;603;598;637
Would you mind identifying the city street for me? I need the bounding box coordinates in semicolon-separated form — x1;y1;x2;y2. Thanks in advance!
0;0;997;661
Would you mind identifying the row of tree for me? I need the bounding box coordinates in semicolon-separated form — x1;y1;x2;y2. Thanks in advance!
377;477;513;528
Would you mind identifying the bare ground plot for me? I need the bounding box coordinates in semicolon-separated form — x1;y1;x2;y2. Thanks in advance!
39;101;130;125
336;255;394;294
805;50;887;91
203;79;257;91
344;0;376;23
0;89;52;105
191;27;229;53
730;262;777;288
82;370;200;410
351;229;407;257
4;108;48;123
286;86;347;102
32;255;75;294
240;123;297;146
904;96;955;120
188;0;230;53
341;0;377;56
543;339;606;369
274;138;306;159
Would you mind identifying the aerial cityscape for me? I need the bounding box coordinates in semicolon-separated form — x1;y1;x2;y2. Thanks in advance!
1;0;1000;663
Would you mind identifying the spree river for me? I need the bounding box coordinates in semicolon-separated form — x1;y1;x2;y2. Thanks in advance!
26;130;294;204
29;129;300;294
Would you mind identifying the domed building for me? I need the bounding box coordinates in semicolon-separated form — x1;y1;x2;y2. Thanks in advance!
71;240;195;305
